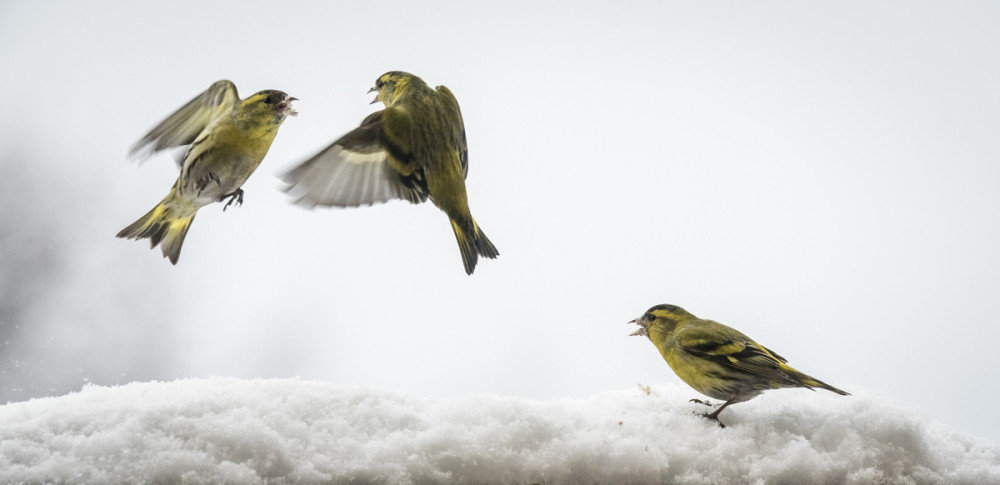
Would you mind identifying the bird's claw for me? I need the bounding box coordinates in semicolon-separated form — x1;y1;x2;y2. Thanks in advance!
222;188;244;211
699;412;727;428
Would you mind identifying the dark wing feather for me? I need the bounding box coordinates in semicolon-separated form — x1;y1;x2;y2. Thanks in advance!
676;325;799;387
281;111;427;207
129;80;240;165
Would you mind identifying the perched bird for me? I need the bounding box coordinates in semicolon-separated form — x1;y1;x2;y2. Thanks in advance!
629;304;848;427
281;71;498;275
118;80;297;264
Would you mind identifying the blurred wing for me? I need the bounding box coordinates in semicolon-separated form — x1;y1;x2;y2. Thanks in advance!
675;325;798;386
281;111;428;207
435;85;468;177
129;80;240;164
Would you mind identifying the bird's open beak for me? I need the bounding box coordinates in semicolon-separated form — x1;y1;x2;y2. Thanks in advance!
368;86;381;105
629;317;649;337
283;96;298;117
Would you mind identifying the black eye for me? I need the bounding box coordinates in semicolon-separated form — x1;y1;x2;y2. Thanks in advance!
263;94;275;104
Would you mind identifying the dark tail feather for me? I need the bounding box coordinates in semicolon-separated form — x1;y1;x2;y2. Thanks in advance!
450;219;499;275
117;197;197;265
802;375;850;396
473;224;498;259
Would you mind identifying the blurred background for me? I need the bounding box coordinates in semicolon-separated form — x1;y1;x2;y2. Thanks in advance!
2;1;998;442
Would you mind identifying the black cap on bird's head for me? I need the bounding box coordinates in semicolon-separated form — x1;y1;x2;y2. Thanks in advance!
628;303;692;336
256;89;298;119
375;71;422;87
648;304;686;314
368;71;425;105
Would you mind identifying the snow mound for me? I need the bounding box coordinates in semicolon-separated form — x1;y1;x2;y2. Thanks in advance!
1;378;997;484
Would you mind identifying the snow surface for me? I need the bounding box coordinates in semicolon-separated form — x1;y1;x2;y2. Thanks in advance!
1;378;998;484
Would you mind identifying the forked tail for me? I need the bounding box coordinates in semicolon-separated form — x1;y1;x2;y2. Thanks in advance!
451;218;499;275
117;193;198;265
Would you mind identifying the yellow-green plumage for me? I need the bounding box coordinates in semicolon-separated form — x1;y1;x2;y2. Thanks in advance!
282;71;498;275
118;80;296;264
116;186;198;264
630;304;848;427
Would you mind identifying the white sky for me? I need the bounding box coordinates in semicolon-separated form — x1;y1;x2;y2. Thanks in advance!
1;1;999;443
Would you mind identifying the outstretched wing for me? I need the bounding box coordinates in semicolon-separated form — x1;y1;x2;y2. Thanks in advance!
129;80;240;164
674;324;799;387
281;110;428;207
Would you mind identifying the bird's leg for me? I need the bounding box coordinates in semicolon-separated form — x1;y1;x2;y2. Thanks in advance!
221;188;244;211
700;397;739;428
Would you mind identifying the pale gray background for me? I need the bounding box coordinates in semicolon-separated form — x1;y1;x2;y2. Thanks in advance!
2;1;998;442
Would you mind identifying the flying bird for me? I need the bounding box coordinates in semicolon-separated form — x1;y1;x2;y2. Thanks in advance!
118;80;297;264
282;71;497;275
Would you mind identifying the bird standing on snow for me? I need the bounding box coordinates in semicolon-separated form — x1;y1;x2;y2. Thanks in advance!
118;80;297;264
629;304;849;427
281;71;498;275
